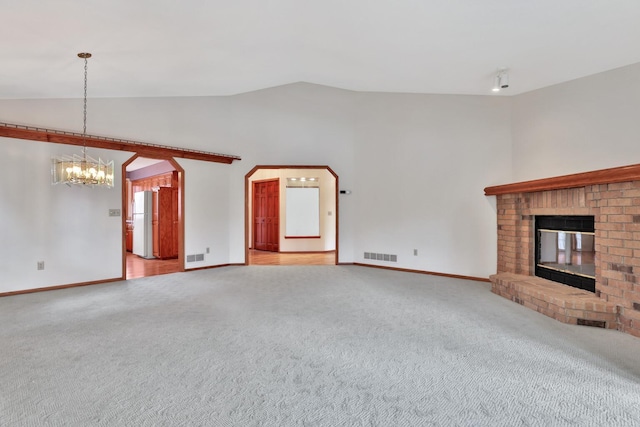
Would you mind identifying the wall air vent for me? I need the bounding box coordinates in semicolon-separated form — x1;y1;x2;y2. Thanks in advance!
187;254;205;263
577;319;606;328
364;252;397;262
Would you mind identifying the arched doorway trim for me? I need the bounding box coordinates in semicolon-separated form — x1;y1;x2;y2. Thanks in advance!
244;165;339;265
121;154;186;278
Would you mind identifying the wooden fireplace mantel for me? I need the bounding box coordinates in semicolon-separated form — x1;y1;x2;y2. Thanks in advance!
484;163;640;196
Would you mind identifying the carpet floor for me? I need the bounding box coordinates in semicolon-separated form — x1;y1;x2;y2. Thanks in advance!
1;266;640;426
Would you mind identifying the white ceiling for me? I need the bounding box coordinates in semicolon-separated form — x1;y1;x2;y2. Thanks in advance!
2;0;640;99
125;157;165;172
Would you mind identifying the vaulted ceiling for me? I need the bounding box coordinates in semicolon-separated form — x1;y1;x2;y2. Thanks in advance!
3;0;640;99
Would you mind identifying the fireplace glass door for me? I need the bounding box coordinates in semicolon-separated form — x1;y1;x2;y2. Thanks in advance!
535;216;596;292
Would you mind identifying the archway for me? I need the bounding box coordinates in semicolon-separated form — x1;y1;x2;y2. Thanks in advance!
122;155;185;279
245;166;339;265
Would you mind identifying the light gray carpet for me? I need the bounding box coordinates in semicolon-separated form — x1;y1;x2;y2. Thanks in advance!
1;266;640;426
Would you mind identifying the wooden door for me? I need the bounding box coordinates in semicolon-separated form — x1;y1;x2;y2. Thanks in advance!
170;187;179;256
253;179;279;252
125;178;133;220
152;191;160;257
265;180;279;252
125;223;134;252
153;187;179;259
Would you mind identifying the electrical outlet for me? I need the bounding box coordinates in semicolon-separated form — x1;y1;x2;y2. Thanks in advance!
37;261;45;270
414;249;418;256
328;211;332;216
206;247;210;254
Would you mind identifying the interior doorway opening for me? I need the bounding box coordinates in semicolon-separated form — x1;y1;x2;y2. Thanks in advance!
122;155;185;279
245;166;338;265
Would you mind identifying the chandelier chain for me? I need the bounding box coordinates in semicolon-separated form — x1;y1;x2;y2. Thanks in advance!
82;56;88;154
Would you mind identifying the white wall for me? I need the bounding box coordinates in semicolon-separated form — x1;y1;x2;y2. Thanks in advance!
353;93;512;278
512;62;640;181
221;83;357;262
0;83;357;292
1;81;517;292
1;63;636;291
176;158;231;268
0;137;131;293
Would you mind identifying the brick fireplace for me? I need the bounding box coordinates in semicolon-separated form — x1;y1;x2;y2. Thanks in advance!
485;164;640;339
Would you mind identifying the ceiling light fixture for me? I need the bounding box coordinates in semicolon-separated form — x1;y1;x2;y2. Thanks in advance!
492;75;501;92
492;68;509;93
51;53;114;188
286;177;319;188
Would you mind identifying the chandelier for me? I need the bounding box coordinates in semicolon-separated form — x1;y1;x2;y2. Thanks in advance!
51;53;114;188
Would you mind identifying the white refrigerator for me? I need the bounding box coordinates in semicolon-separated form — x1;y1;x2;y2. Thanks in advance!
133;191;154;259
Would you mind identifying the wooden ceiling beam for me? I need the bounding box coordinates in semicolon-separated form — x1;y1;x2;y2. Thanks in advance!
0;122;241;164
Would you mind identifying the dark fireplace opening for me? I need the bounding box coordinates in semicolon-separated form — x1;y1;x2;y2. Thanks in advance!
535;215;596;292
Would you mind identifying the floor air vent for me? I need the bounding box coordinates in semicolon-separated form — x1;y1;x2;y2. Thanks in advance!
364;252;397;262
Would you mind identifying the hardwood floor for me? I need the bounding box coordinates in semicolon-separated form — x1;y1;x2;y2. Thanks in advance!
126;253;181;279
248;249;336;265
126;250;335;279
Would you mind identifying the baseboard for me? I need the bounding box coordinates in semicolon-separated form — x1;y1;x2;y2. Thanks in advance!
352;263;490;283
0;277;124;298
185;263;244;272
277;250;336;254
0;263;489;298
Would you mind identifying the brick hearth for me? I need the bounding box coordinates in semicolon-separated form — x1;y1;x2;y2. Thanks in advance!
491;273;617;328
485;167;640;339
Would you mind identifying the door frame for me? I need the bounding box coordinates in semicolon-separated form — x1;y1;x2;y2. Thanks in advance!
121;154;186;278
244;165;339;265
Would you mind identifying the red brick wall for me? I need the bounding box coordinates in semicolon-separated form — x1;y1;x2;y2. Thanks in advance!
496;183;640;338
